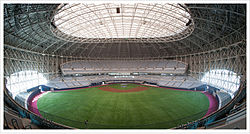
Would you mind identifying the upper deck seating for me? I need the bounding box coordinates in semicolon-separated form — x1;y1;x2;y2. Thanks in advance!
61;60;188;75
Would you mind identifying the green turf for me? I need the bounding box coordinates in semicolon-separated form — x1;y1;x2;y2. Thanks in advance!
37;83;209;129
103;83;143;90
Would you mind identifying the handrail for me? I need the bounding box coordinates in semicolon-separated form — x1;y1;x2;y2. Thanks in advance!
4;76;246;129
4;105;20;116
207;107;246;128
4;84;74;129
174;77;246;129
229;101;246;114
11;118;19;129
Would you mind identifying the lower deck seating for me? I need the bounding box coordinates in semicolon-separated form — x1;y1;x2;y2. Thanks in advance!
217;91;232;109
45;75;204;89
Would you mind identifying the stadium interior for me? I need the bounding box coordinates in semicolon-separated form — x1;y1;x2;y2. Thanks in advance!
3;2;246;130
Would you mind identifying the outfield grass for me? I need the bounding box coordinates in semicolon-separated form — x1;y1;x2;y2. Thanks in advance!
102;83;142;90
37;83;209;129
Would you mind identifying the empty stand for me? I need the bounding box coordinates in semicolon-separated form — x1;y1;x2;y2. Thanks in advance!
45;75;203;89
217;91;232;109
61;60;188;75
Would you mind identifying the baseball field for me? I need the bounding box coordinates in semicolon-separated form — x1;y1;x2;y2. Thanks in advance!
36;83;211;129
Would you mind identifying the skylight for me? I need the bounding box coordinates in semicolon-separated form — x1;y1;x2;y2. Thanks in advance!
6;71;47;99
53;3;193;39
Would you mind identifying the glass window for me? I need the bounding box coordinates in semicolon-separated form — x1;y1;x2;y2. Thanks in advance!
6;71;47;99
201;69;240;98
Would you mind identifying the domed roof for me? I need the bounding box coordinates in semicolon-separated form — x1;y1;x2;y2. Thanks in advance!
4;3;246;58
